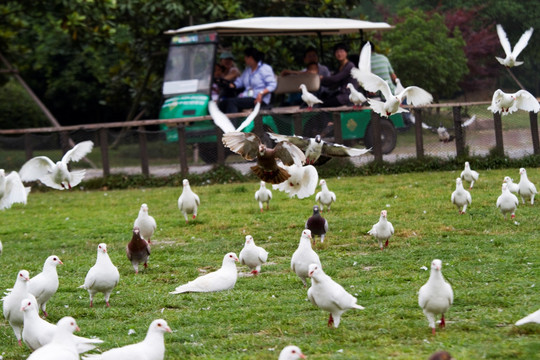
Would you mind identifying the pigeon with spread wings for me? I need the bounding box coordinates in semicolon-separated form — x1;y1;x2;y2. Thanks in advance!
495;24;533;68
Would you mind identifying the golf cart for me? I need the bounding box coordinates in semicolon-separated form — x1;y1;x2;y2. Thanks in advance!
159;17;405;163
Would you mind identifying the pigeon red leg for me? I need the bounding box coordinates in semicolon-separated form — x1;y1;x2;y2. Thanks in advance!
440;314;446;328
251;269;259;276
106;301;111;307
18;339;22;346
384;239;389;247
144;262;148;268
42;310;49;317
192;215;196;219
90;300;94;308
431;327;436;335
327;314;334;327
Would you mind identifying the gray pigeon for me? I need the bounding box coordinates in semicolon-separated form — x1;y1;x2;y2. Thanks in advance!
305;205;328;245
126;227;151;274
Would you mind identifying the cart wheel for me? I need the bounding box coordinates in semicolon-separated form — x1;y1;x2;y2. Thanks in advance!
364;118;397;155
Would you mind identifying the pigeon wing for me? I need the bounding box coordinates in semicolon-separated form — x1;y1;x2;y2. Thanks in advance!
222;132;260;160
351;69;392;100
496;24;512;57
462;115;476;127
1;172;29;209
487;89;503;113
266;131;310;150
62;141;94;164
19;156;55;182
400;86;433;106
321;142;370;158
358;42;371;72
512;27;534;58
514;90;540;112
274;141;306;166
235;102;261;132
208;100;235;133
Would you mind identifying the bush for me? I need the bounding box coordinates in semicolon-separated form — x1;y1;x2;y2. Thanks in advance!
0;79;50;129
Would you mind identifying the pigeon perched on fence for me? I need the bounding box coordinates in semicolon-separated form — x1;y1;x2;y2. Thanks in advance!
495;24;534;68
368;210;394;250
27;317;81;360
28;255;63;317
418;259;454;335
496;183;519;220
451;178;472;214
178;179;200;223
460;161;479;189
487;89;540;115
305;205;328;244
126;227;150;274
316;179;336;212
254;181;272;212
279;345;306;360
515;309;540;326
239;235;269;275
272;164;318;199
299;84;323;109
2;269;30;345
291;229;321;287
80;243;120;307
517;167;537;205
133;203;157;244
347;83;367;108
0;170;30;210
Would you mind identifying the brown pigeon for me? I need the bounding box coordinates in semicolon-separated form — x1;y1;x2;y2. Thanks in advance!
305;205;328;245
126;227;150;274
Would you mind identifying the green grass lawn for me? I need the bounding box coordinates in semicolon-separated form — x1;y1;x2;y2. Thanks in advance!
1;168;539;359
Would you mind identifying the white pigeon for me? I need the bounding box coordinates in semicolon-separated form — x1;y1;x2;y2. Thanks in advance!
418;259;454;335
347;83;367;108
208;100;261;133
279;345;306;360
82;319;172;360
28;255;63;317
517;167;537;205
394;78;405;95
307;263;365;328
254;181;272;212
80;243;120;307
358;41;371;73
503;176;519;194
299;84;323;109
451;177;472;214
0;169;31;210
515;309;540;326
134;203;157;243
495;24;534;68
27;316;80;360
460;161;479;189
496;183;519;220
436;126;453;143
19;140;94;190
21;296;103;353
272;164;318;199
178;178;200;223
239;235;269;275
290;229;321;287
367;210;394;250
315;179;336;212
170;252;239;294
2;269;30;345
487;89;540;115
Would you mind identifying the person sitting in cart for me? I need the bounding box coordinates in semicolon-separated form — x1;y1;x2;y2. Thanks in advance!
219;47;277;114
319;42;358;107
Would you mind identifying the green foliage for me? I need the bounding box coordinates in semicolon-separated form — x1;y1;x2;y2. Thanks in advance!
0;79;49;129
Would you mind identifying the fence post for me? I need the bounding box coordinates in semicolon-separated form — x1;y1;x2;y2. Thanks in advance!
493;112;504;156
177;124;189;176
453;106;465;157
370;111;382;162
24;133;33;160
414;108;424;159
333;112;342;144
138;126;149;177
529;111;540;155
99;128;110;177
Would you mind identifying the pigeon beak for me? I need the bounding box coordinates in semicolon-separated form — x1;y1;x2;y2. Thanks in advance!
308;271;314;277
234;256;239;262
20;306;26;311
58;260;64;265
308;234;312;239
165;326;172;333
75;326;80;332
299;353;306;359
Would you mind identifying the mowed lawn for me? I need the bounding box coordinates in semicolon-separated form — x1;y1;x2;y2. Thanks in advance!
1;167;539;359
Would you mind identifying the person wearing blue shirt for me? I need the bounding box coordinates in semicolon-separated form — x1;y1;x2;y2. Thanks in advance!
219;47;277;113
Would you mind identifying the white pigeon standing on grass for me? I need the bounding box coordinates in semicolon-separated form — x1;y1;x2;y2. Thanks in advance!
515;309;540;326
451;178;472;214
272;164;318;199
239;235;269;275
170;252;238;294
27;316;80;360
460;161;479;189
307;263;365;328
21;296;103;353
80;243;120;307
496;183;519;220
487;89;540;115
291;229;321;287
19;140;94;190
178;179;200;223
503;176;519;194
495;24;534;68
81;319;172;360
255;181;272;212
316;179;336;212
279;345;306;360
28;255;63;317
133;203;157;244
2;269;30;345
0;169;31;210
517;167;537;205
299;84;323;109
368;210;394;250
418;259;454;335
347;83;367;108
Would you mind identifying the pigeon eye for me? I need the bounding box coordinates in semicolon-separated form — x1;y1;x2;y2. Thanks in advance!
292;350;296;353
71;322;74;326
158;323;162;327
28;302;31;305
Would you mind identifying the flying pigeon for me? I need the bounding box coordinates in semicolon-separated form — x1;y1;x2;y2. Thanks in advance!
347;83;367;109
496;183;519;220
272;164;318;199
451;178;472;214
307;263;365;328
418;259;454;334
487;89;540;115
357;41;371;73
133;203;157;244
279;345;306;360
80;243;120;307
515;309;540;326
299;84;323;109
495;24;534;68
27;316;80;360
503;176;519;194
126;227;150;274
394;78;405;95
291;229;321;287
28;255;63;317
178;179;200;223
367;210;394;250
266;131;370;166
170;252;239;294
316;179;336;212
460;161;479;189
2;269;30;345
19;140;94;190
517;167;537;205
222;131;305;184
0;169;30;210
239;235;269;275
254;181;272;212
208;100;261;134
305;205;328;244
21;296;103;353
